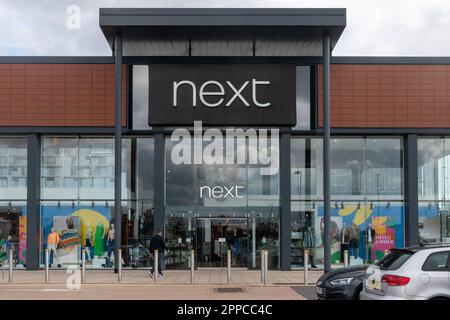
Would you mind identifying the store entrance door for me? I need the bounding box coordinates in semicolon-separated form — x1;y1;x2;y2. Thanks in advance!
196;217;249;268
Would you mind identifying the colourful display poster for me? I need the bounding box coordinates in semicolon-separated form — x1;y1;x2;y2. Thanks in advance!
372;227;395;261
18;216;26;265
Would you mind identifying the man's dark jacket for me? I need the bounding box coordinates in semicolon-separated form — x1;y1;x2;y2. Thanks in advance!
149;234;167;254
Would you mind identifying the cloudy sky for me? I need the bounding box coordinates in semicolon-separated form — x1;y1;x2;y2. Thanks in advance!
1;0;449;56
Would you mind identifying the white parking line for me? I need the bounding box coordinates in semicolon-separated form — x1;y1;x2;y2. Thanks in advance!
0;288;96;292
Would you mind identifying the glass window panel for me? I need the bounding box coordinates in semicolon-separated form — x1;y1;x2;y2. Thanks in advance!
132;65;150;130
291;136;404;269
40;135;155;270
0;200;27;267
331;138;365;196
365;138;403;196
165;135;279;208
0;137;27;200
418;137;450;244
41;137;79;199
418;138;444;200
294;66;311;130
78;138;114;200
164;132;280;269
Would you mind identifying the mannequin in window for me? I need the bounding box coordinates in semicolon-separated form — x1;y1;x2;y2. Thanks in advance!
94;219;106;258
106;223;115;262
5;235;13;264
349;222;360;259
47;228;60;266
366;222;376;263
58;217;81;265
303;227;317;268
319;218;325;248
85;223;93;261
319;218;340;247
340;223;350;263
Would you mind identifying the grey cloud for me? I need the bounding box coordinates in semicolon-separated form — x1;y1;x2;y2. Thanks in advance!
0;0;450;56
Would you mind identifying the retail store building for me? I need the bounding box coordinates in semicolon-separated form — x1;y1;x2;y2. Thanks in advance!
0;8;449;271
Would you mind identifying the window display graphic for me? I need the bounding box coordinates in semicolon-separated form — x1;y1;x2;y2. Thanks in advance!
42;206;111;268
18;215;27;265
317;204;404;265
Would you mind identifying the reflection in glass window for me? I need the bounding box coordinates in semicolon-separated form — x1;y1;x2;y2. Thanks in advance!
40;137;155;269
0;200;27;268
0;138;27;268
41;137;116;200
132;65;150;130
294;66;311;130
164;133;280;269
418;137;450;244
0;137;27;200
165;137;280;208
291;137;404;269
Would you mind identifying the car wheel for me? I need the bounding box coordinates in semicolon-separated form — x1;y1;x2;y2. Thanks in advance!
429;297;449;300
353;285;363;300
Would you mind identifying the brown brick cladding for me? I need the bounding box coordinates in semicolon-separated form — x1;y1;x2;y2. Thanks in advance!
317;64;450;128
0;64;126;127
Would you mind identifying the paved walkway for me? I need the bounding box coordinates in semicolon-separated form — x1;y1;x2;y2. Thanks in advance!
0;283;309;300
0;268;322;285
0;269;322;300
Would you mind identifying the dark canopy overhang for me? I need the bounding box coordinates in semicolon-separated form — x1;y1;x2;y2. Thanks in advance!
99;8;346;56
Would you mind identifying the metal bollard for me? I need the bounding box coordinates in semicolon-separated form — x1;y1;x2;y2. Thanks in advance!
45;249;49;283
8;249;13;283
117;249;122;283
344;250;349;268
227;250;231;284
154;250;158;283
304;249;309;286
260;250;265;284
81;249;86;283
264;250;269;285
190;250;195;284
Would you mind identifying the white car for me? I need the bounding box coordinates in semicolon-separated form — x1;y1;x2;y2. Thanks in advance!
360;245;450;300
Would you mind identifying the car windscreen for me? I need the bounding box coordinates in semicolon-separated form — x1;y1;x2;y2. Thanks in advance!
376;250;414;270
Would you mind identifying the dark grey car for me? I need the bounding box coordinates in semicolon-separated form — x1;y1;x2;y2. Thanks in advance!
316;265;368;300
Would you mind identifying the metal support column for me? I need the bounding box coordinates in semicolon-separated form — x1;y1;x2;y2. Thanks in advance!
260;250;265;284
26;134;41;270
280;133;291;271
118;249;122;282
154;133;166;231
264;250;268;285
8;249;13;282
114;33;123;273
323;34;332;272
227;250;232;284
154;250;159;283
81;249;86;283
344;250;349;268
190;250;195;283
405;134;419;246
45;249;49;283
303;249;309;285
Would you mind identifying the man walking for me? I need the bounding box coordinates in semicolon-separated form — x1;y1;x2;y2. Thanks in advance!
148;229;167;278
